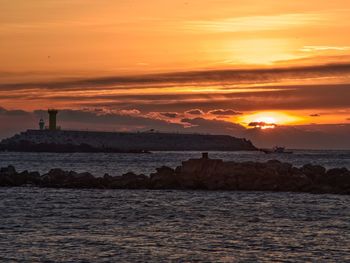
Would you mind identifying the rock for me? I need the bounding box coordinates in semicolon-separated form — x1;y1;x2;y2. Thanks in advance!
106;172;149;189
326;167;349;177
102;173;113;184
0;166;22;186
41;169;101;188
301;164;326;182
41;168;69;187
0;166;41;186
150;166;180;189
203;173;232;190
0;155;349;195
104;175;123;188
67;172;99;188
0;165;16;176
103;173;112;179
0;176;14;186
26;171;41;185
324;168;350;191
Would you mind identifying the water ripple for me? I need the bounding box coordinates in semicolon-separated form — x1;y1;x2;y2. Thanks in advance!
0;188;349;262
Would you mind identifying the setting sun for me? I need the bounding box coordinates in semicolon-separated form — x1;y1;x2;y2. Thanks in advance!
255;116;276;124
239;111;302;129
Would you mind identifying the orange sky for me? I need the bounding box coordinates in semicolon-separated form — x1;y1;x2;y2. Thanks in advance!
0;0;350;128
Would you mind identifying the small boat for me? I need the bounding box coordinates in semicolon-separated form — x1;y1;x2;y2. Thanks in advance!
261;146;293;154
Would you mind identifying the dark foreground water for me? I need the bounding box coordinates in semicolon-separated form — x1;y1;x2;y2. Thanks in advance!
0;188;349;262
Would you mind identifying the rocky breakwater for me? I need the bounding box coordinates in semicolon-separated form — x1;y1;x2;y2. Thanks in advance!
1;153;349;194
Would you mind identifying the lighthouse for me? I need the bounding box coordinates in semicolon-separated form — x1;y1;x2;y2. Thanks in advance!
39;118;45;130
48;109;58;130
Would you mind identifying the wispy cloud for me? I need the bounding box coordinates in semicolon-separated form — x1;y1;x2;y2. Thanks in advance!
300;46;350;52
208;109;242;116
185;13;324;33
185;109;204;115
1;63;350;112
2;63;350;92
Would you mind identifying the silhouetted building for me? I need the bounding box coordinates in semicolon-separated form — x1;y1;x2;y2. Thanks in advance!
39;118;45;130
48;109;58;130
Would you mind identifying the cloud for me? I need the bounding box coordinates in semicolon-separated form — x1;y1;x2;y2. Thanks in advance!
1;62;350;119
160;112;179;118
118;109;141;116
185;109;204;115
1;63;350;115
0;108;38;139
208;109;242;116
87;83;349;113
186;13;322;33
181;118;192;124
300;46;350;52
2;63;350;93
248;122;276;128
80;108;142;117
0;107;30;116
181;117;246;135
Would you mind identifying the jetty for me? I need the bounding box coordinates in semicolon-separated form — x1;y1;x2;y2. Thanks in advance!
0;153;349;195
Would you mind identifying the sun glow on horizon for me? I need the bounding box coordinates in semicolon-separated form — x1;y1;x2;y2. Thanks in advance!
255;116;276;124
239;111;303;128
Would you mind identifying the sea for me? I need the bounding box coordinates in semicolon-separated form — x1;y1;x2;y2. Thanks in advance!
1;150;349;176
0;150;349;262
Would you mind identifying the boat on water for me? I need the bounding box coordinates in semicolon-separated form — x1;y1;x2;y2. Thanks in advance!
261;146;293;154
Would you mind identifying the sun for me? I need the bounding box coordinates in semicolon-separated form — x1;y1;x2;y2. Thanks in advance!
238;111;302;129
253;116;277;129
255;116;276;124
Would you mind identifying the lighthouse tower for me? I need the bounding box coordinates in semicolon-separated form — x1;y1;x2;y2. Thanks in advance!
39;118;45;130
48;109;58;130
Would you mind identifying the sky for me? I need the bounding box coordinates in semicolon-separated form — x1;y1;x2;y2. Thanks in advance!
0;0;350;149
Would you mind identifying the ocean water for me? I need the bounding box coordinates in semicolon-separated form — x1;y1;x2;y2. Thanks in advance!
1;151;350;262
0;150;349;176
0;188;349;262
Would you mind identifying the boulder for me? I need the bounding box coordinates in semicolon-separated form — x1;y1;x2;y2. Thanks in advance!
0;166;21;186
150;166;180;189
26;171;41;185
41;168;69;187
66;172;99;188
300;164;326;182
109;172;149;189
323;168;350;191
0;165;16;176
